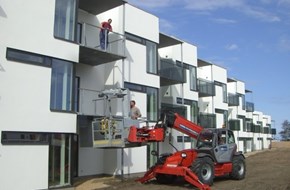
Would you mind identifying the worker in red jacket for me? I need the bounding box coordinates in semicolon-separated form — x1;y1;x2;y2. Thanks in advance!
99;19;112;50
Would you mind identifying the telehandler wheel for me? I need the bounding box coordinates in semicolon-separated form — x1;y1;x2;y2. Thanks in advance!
156;174;176;184
191;157;214;186
230;155;246;180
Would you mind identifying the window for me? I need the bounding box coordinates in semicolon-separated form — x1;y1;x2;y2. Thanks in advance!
177;98;198;123
6;48;76;113
228;130;235;144
54;0;77;41
189;65;197;91
6;48;51;67
125;33;146;45
146;40;157;74
50;59;74;111
125;33;157;75
1;131;49;145
147;87;158;121
215;81;227;102
124;82;158;121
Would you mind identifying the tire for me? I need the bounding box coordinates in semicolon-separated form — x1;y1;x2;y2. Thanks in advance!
230;155;246;180
155;174;176;184
191;157;214;186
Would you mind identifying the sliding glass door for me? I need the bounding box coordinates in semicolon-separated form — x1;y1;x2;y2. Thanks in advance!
49;134;71;187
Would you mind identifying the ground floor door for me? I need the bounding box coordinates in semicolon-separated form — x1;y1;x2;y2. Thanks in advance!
49;134;72;188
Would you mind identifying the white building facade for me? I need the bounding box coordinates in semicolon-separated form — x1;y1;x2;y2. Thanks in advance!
0;1;274;189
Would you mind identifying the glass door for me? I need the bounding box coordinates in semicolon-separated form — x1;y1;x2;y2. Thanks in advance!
49;134;71;187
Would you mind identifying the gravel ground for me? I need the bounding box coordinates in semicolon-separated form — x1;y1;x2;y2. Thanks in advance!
74;141;290;190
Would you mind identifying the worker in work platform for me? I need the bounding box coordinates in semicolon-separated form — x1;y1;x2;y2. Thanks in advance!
99;18;112;50
130;100;141;120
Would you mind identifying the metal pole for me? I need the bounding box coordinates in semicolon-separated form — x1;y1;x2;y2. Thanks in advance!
121;148;124;181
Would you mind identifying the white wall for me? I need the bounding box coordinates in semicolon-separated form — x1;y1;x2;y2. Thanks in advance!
0;145;49;190
124;41;159;88
0;0;79;62
103;147;147;175
125;4;159;43
78;148;104;176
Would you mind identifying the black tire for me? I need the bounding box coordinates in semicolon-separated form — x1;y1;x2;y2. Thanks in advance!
155;174;176;184
191;157;214;186
230;155;246;180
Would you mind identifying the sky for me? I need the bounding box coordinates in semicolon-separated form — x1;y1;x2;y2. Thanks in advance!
127;0;290;135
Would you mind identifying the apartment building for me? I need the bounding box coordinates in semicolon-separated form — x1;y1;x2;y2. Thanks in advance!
0;1;274;189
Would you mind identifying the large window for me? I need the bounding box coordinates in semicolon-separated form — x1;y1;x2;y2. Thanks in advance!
146;40;157;74
124;82;158;121
51;59;74;112
54;0;77;41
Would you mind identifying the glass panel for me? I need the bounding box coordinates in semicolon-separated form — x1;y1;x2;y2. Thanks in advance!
147;87;158;121
189;66;197;91
147;143;157;169
54;0;76;41
49;134;71;187
146;41;157;74
190;101;198;123
50;59;73;111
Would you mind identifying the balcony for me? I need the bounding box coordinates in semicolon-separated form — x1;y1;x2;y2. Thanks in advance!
229;119;241;131
263;127;270;134
197;79;215;97
198;113;216;128
79;0;125;15
79;23;126;66
246;101;255;112
228;93;240;106
271;128;277;135
159;58;186;86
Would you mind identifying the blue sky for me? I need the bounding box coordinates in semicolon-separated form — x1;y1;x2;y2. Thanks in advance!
127;0;290;135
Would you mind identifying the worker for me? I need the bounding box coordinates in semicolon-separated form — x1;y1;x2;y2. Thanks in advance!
99;18;112;50
130;100;141;120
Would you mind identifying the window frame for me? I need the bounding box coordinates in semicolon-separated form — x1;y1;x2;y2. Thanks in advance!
54;0;78;42
124;82;159;122
6;48;76;113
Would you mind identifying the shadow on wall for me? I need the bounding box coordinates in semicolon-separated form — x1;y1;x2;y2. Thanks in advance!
0;6;7;18
0;64;5;72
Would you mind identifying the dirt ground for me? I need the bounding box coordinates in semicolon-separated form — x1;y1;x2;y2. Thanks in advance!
74;141;290;190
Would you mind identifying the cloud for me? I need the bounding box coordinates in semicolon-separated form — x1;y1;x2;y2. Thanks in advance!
211;18;237;24
159;18;174;33
226;44;239;50
183;0;244;10
183;0;280;22
278;36;290;52
242;6;280;22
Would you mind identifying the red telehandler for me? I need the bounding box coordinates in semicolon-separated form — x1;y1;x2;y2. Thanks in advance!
128;112;246;190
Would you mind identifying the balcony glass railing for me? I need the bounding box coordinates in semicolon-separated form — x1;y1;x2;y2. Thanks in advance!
198;113;216;128
159;58;186;84
80;22;125;57
228;93;240;106
246;101;254;112
229;119;240;131
197;79;215;97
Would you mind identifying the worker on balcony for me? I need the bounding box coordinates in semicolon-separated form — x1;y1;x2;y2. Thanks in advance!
99;18;112;50
130;100;141;120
